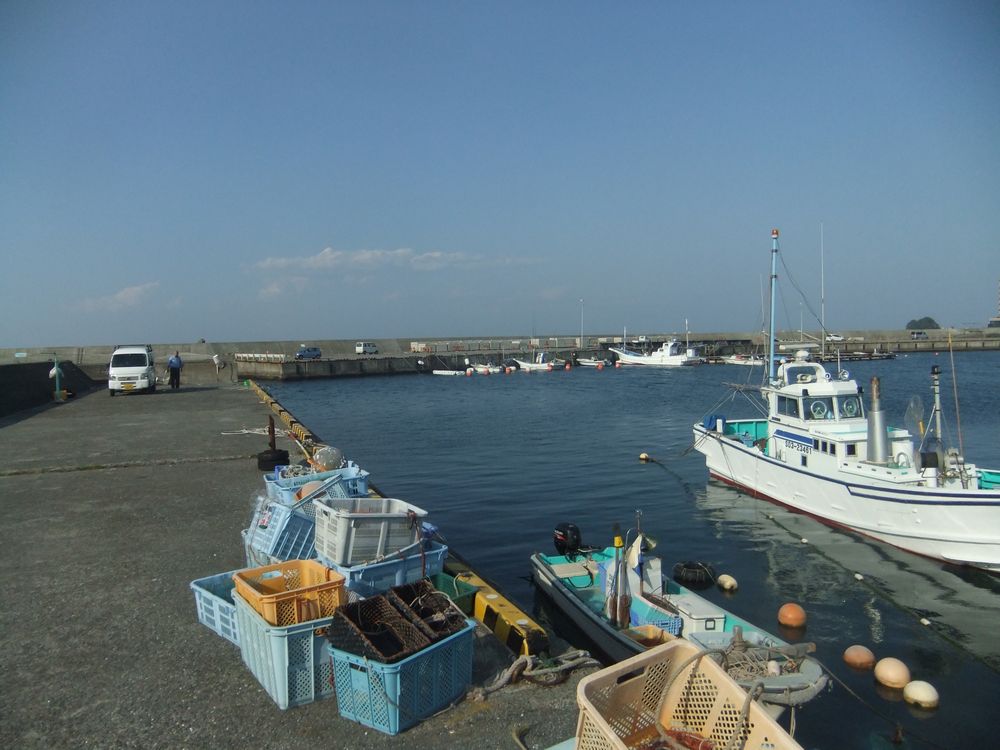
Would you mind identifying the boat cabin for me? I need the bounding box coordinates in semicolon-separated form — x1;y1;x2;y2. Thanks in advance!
770;354;865;424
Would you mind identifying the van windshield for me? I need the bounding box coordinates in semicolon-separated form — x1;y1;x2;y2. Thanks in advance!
111;353;148;367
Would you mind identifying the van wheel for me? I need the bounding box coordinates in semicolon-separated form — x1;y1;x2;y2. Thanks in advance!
150;383;156;393
109;390;115;397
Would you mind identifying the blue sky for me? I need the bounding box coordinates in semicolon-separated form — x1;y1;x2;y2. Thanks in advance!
2;1;998;347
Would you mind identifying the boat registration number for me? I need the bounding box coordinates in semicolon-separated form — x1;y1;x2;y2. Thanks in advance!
784;439;812;454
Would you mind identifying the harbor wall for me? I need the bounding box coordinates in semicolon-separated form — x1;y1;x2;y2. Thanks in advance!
0;362;98;418
2;329;999;384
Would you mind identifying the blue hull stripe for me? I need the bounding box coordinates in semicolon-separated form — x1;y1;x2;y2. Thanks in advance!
774;429;814;447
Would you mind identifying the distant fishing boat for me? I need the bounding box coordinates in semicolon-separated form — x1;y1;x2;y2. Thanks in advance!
531;518;828;714
692;230;1000;572
514;352;566;371
609;339;701;367
575;356;611;368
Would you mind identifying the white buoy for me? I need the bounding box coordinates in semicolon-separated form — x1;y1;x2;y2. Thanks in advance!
639;453;650;462
766;660;781;677
903;680;939;709
874;657;911;688
717;574;738;591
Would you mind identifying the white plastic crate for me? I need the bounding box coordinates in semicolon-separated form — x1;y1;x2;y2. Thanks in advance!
313;496;428;566
575;639;802;750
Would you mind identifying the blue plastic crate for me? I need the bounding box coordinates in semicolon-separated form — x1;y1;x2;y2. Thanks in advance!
264;463;370;502
190;569;242;647
233;590;337;710
329;619;475;734
245;500;317;561
321;540;448;598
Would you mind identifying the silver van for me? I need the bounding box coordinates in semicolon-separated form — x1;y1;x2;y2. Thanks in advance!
355;342;378;355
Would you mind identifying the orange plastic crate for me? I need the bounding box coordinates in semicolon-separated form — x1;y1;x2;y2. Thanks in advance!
233;559;347;626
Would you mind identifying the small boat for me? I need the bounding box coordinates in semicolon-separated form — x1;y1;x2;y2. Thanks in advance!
723;353;765;366
431;369;470;376
576;356;611;368
531;518;828;714
692;230;1000;572
609;338;701;367
514;352;566;371
472;363;502;375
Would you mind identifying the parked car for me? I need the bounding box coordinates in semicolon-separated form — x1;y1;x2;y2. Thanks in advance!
108;344;156;396
355;342;378;355
825;333;845;342
295;346;322;360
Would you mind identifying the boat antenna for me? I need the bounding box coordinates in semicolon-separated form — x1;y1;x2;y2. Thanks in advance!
947;331;965;456
768;229;780;384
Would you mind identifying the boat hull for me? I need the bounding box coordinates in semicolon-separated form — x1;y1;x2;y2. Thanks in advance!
693;425;1000;572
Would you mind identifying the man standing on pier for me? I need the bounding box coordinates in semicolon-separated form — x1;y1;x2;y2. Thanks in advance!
168;351;183;389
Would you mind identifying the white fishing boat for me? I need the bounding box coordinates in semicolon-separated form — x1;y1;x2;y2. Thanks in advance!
576;356;611;368
432;368;470;376
692;229;1000;573
514;352;566;371
609;338;701;367
722;353;765;366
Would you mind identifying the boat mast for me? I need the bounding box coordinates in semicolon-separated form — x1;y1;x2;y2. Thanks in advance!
820;222;826;360
768;229;779;383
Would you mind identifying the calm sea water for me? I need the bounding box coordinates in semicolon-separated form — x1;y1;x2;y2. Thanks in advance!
268;351;1000;749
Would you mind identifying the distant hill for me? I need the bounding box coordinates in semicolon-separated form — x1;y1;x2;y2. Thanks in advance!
906;317;940;330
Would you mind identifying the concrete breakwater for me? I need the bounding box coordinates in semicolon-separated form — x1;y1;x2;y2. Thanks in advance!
3;328;999;385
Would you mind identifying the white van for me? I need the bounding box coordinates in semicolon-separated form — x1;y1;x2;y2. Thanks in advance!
355;341;378;355
108;344;156;396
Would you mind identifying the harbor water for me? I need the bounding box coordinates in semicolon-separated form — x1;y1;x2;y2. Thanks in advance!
267;351;1000;749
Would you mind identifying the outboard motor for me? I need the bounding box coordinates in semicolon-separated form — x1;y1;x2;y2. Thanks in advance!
553;522;583;556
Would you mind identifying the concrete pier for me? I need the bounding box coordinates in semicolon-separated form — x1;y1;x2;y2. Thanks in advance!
0;383;592;749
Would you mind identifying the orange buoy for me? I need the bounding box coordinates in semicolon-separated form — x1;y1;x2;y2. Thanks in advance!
597;363;604;370
777;602;807;628
874;657;911;688
565;363;571;370
843;644;876;669
615;361;622;368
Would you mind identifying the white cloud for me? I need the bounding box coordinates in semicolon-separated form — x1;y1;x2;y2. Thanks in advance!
253;245;539;274
79;282;159;312
257;276;310;300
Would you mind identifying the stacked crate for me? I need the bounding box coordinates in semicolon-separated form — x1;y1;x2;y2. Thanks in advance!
326;582;476;734
189;451;477;723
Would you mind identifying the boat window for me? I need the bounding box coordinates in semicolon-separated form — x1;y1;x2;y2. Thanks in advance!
804;396;834;420
801;455;808;467
846;444;857;456
777;395;800;418
838;395;863;419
